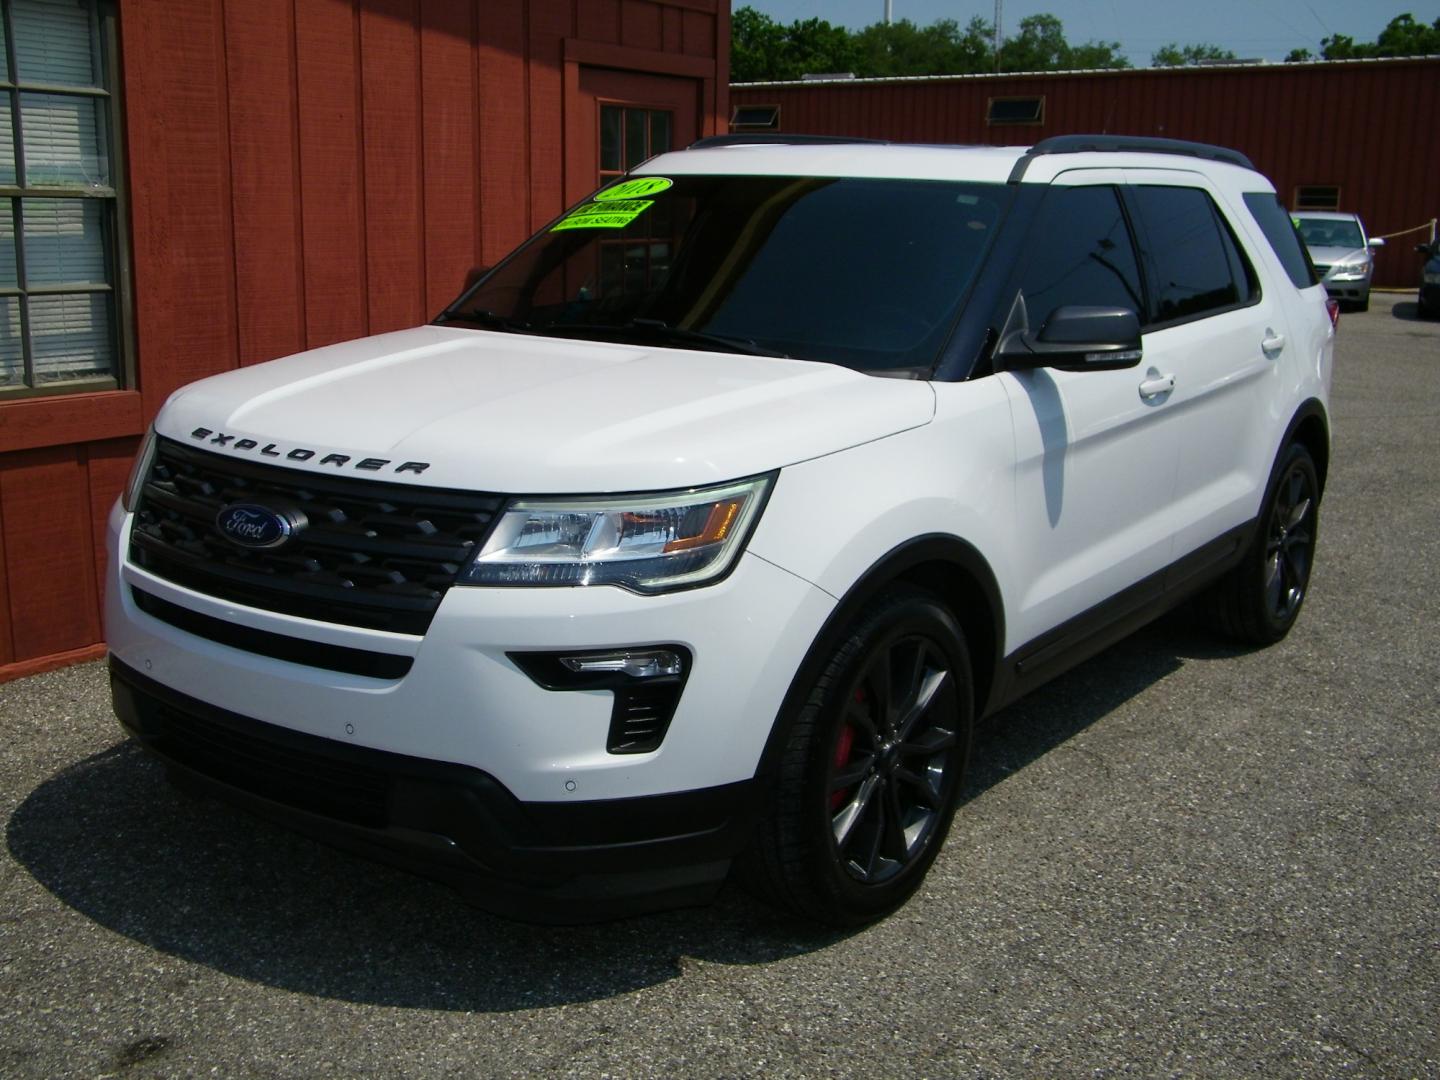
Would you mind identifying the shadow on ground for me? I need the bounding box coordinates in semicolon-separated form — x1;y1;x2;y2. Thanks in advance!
1388;299;1433;321
6;612;1242;1012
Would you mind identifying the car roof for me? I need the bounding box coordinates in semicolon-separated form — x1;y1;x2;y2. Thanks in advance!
638;140;1268;191
1293;211;1363;222
640;143;1028;185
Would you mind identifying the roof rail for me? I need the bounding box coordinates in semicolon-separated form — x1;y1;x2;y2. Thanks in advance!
1009;134;1255;182
689;134;887;150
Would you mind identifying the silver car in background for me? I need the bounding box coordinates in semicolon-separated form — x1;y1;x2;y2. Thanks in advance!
1294;211;1384;311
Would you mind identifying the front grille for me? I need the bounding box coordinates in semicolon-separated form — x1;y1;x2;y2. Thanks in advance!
130;438;501;633
1312;263;1332;276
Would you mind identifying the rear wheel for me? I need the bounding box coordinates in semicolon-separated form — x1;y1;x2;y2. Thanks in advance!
740;588;973;926
1204;442;1320;645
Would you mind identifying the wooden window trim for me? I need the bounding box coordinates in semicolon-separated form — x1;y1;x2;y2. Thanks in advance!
0;387;142;453
0;0;134;404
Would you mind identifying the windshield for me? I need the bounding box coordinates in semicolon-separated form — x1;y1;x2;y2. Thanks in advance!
1295;216;1364;250
438;174;1011;373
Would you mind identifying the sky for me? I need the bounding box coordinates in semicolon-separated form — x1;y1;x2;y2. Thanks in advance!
738;0;1440;65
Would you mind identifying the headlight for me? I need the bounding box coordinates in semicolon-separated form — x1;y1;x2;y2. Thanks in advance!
1334;260;1371;279
460;474;774;592
121;427;158;512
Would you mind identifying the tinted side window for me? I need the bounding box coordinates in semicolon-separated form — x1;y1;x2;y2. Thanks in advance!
1020;185;1144;323
1130;186;1244;323
1243;191;1319;289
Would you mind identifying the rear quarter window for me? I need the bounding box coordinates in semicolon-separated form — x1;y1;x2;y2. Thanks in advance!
1242;192;1319;289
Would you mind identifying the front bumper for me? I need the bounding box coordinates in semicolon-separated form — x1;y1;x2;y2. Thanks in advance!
1321;272;1371;303
111;659;761;921
104;496;836;917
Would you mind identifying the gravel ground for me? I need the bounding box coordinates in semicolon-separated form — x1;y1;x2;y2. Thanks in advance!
1;293;1437;1079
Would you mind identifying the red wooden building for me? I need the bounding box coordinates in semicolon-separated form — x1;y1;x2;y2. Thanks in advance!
0;0;729;682
731;56;1440;288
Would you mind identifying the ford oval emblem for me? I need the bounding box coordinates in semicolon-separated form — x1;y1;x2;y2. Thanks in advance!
215;503;297;549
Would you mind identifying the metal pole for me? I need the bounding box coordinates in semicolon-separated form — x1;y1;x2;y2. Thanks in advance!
885;0;892;24
994;0;1003;71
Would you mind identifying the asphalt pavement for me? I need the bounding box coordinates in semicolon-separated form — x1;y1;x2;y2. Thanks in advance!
1;293;1436;1078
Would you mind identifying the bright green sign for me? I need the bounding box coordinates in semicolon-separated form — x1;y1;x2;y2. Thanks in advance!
594;177;673;201
551;200;654;231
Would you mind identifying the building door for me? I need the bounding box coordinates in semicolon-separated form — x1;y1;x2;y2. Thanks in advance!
567;68;700;206
563;68;700;308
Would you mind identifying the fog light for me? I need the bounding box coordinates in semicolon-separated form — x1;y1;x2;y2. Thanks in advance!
559;650;682;679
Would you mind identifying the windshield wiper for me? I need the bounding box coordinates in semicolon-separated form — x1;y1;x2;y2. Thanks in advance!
435;308;532;333
540;318;791;358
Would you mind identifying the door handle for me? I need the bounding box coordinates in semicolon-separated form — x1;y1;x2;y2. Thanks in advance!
1138;373;1175;400
1262;330;1287;354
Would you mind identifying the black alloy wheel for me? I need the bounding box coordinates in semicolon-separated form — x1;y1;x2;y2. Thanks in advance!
1205;442;1321;645
827;633;961;886
739;588;973;926
1263;457;1316;624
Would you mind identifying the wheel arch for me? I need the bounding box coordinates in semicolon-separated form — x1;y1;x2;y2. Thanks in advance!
753;534;1005;785
1283;398;1330;496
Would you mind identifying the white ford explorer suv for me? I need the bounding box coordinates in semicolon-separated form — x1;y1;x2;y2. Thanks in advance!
106;135;1334;926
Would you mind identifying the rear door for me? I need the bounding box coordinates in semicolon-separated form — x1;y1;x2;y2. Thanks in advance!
1120;170;1293;574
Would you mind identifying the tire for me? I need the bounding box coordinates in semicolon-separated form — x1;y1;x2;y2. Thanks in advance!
1203;442;1320;646
739;587;974;926
1356;294;1370;313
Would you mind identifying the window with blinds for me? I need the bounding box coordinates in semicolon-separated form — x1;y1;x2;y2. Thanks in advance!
0;0;126;397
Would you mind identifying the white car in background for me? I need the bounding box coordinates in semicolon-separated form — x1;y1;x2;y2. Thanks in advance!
1294;210;1383;311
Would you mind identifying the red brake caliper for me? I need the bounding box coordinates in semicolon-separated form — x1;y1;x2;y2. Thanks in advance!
829;688;863;811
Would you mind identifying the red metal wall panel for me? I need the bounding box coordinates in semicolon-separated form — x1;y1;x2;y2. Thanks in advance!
0;0;729;681
734;59;1440;287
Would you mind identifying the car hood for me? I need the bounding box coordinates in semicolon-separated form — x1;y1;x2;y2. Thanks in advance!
1305;245;1370;268
158;325;936;492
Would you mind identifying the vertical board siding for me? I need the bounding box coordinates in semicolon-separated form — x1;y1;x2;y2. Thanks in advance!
735;59;1440;287
295;0;368;347
0;492;11;666
360;0;426;333
124;0;239;416
527;0;572;231
1;0;728;678
476;2;529;265
420;0;479;313
0;448;101;659
224;0;307;365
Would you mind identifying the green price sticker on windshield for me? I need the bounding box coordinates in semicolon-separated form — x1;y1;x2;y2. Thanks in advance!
551;199;654;231
594;177;673;201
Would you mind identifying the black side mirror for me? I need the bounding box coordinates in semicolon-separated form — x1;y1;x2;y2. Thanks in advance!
1417;243;1437;257
998;304;1143;372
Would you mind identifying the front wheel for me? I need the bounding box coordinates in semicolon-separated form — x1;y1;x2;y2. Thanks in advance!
739;588;974;926
1203;442;1320;645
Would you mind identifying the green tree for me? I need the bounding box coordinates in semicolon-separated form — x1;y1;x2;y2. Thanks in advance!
1285;47;1315;62
731;7;788;83
1319;13;1440;59
731;5;1130;82
1152;42;1238;66
853;16;994;78
731;7;857;81
998;14;1129;72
